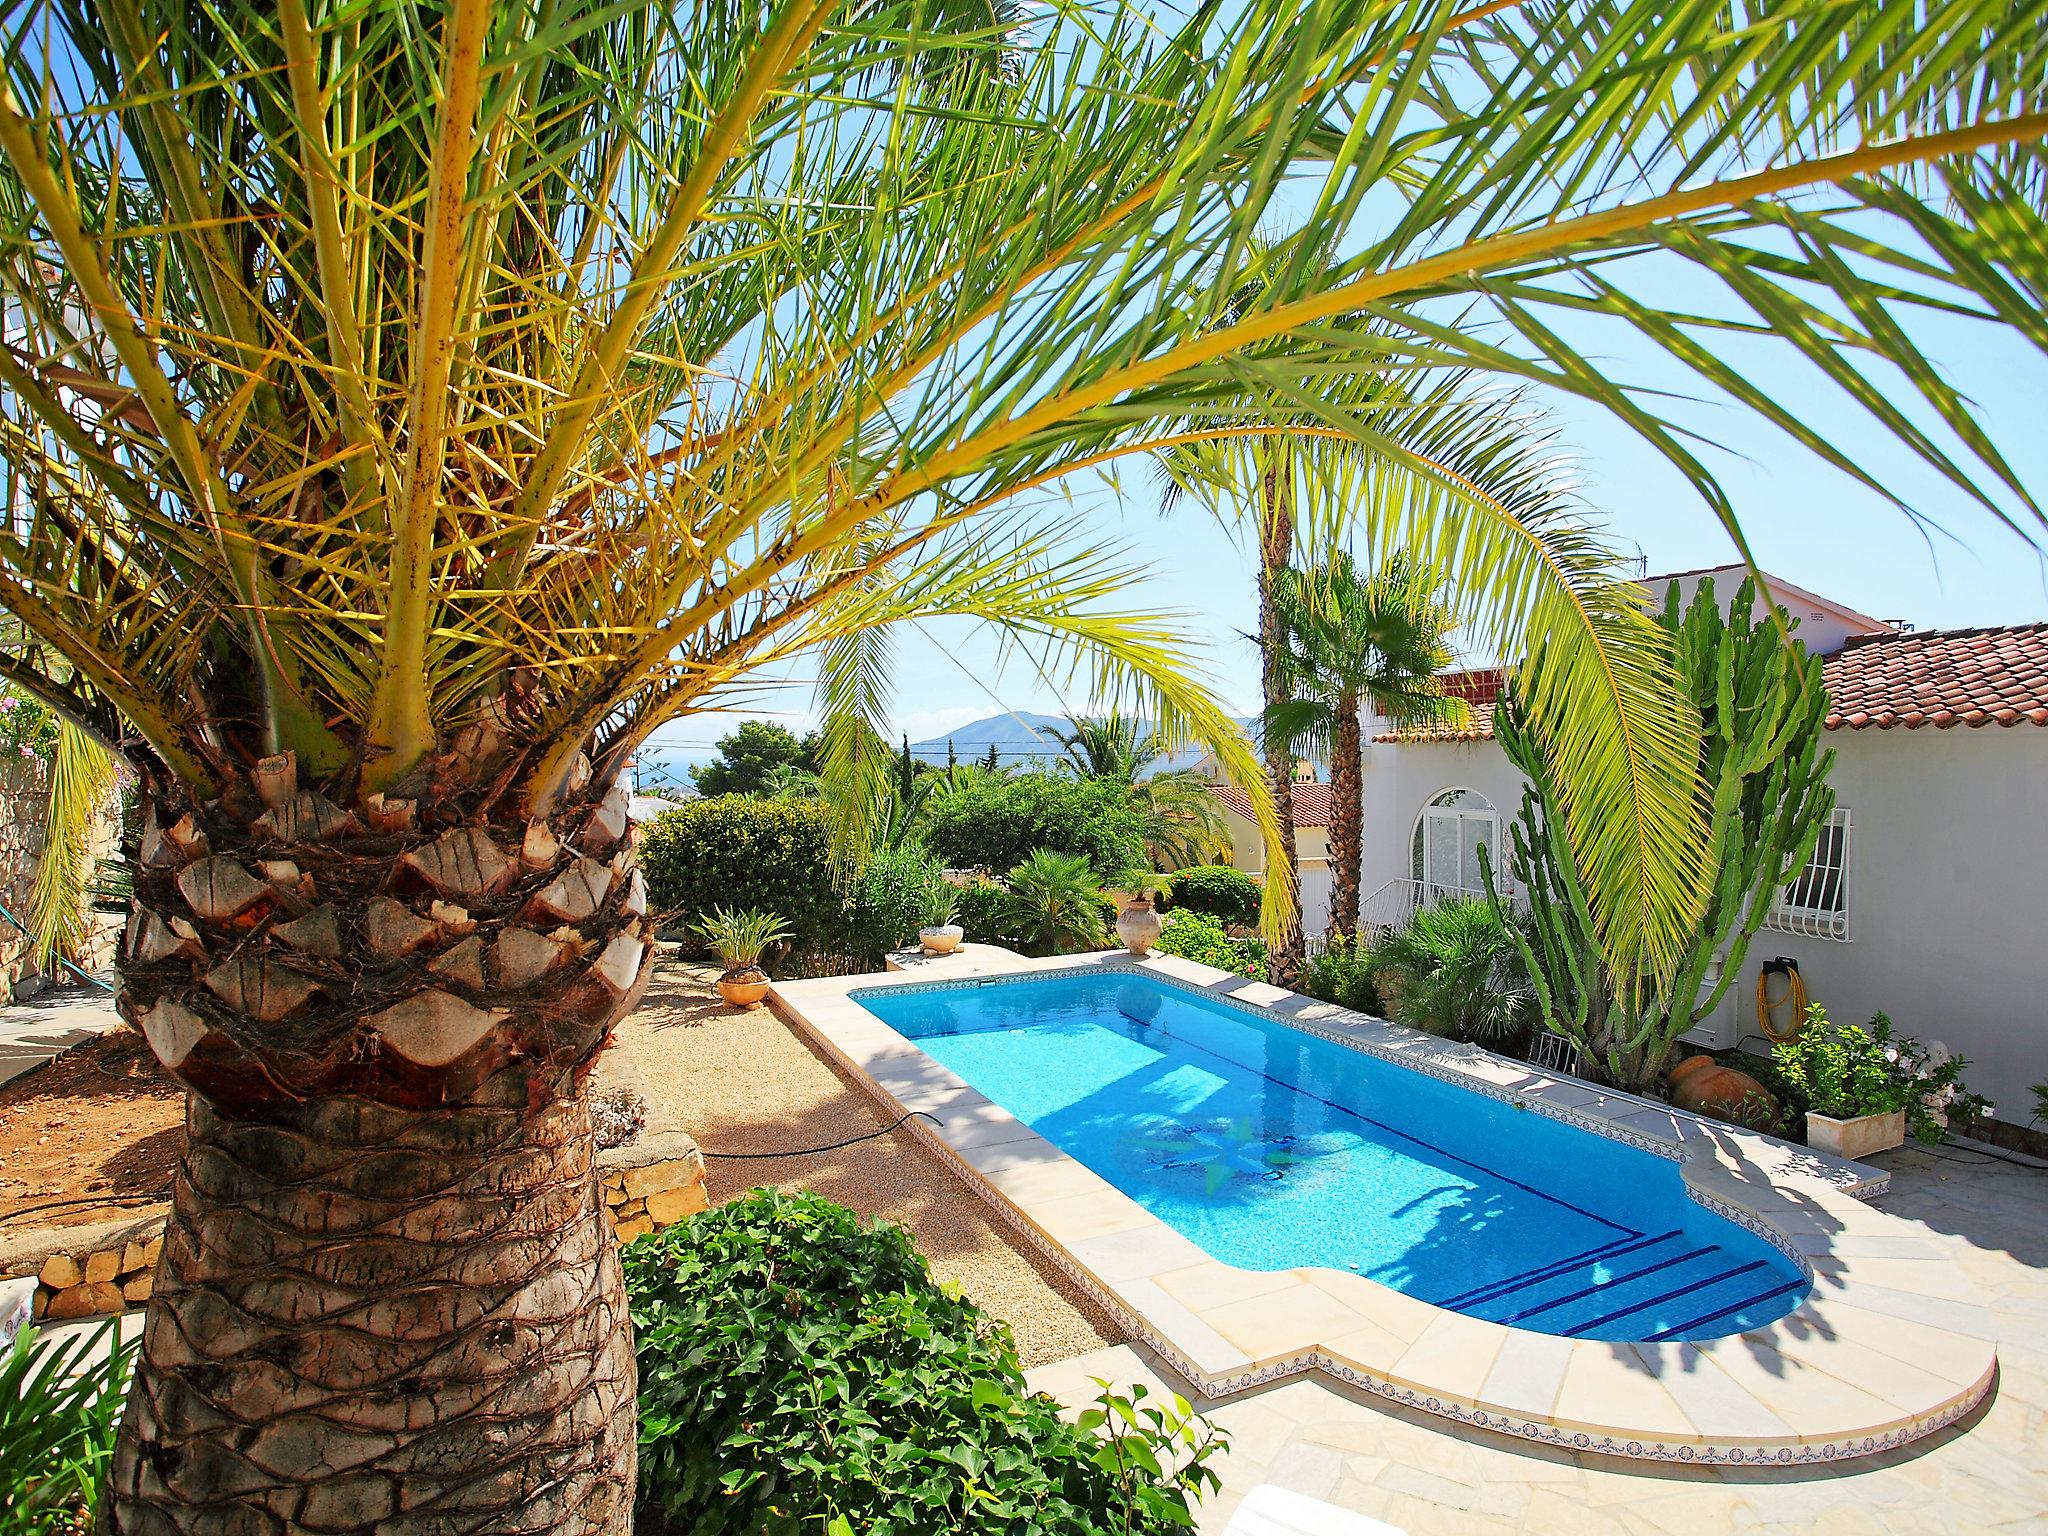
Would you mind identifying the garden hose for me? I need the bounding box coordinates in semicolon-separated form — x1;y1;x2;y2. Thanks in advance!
1756;957;1806;1042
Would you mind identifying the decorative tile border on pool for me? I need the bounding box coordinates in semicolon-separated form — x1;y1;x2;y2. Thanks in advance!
771;949;1998;1466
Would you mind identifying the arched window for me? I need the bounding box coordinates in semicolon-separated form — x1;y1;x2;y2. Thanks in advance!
1410;788;1500;899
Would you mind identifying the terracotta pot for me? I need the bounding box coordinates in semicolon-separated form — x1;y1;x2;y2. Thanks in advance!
1805;1108;1906;1159
1668;1056;1778;1130
919;924;964;955
1115;898;1163;956
717;966;771;1009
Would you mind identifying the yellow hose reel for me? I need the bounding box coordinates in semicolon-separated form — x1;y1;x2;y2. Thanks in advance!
1756;956;1807;1042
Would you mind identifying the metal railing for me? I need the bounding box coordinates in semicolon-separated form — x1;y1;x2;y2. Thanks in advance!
1352;875;1520;940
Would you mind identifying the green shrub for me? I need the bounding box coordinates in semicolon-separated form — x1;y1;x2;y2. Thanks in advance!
1153;910;1266;978
1158;865;1261;928
0;1318;135;1534
1771;1006;1987;1143
1374;899;1530;1047
625;1191;1226;1536
1301;932;1382;1015
923;772;1149;879
950;877;1014;947
1004;849;1111;956
845;844;946;964
639;797;853;964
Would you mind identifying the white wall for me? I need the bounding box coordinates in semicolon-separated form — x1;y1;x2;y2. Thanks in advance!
1358;733;1527;902
1700;727;2048;1126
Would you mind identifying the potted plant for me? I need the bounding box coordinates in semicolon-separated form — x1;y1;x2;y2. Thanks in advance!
690;907;792;1009
918;882;964;955
1772;1007;1986;1156
1114;873;1170;957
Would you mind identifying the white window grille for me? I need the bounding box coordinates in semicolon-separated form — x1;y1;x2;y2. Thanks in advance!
1766;808;1851;940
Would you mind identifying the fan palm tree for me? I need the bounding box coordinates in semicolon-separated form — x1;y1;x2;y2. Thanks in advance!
1269;552;1463;936
0;1;2041;1529
1048;711;1229;867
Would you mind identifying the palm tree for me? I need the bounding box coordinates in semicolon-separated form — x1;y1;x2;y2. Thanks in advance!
0;2;2039;1528
1269;552;1463;936
1048;711;1229;867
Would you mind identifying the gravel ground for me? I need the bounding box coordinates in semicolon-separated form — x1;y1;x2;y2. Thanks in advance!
613;960;1123;1368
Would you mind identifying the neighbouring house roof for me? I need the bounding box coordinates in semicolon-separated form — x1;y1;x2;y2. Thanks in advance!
1373;623;2048;743
1641;564;1894;641
1207;781;1334;828
1822;623;2048;730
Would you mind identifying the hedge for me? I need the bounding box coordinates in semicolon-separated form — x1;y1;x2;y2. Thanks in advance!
638;797;852;965
1158;864;1261;927
921;773;1149;879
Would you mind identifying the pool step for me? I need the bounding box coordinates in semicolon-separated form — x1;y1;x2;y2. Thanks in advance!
1456;1235;1790;1341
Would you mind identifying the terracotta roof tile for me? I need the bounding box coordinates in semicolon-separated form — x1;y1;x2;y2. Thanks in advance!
1372;623;2048;743
1822;623;2048;731
1206;781;1333;828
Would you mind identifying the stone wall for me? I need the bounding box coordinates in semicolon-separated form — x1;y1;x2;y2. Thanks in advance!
0;756;121;1002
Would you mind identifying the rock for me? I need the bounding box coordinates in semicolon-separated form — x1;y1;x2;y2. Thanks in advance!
43;1281;125;1320
83;1249;119;1285
1670;1056;1779;1129
38;1253;82;1289
122;1273;155;1302
645;1185;707;1226
614;1215;654;1243
620;1160;695;1199
121;1240;150;1273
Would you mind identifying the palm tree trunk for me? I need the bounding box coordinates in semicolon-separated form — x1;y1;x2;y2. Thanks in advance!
109;762;650;1535
1257;459;1303;987
1328;698;1362;936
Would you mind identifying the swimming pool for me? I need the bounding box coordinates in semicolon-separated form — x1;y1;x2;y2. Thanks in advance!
854;969;1809;1343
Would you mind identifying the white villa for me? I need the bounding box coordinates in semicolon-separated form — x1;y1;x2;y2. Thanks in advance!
1351;565;2048;1140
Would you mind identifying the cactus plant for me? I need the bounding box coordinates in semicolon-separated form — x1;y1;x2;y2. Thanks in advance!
1491;577;1836;1094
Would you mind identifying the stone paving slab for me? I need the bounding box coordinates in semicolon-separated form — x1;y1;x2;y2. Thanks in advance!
0;979;118;1088
775;950;1995;1467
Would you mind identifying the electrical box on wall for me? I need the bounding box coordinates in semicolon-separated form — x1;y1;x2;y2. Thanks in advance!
1677;949;1741;1052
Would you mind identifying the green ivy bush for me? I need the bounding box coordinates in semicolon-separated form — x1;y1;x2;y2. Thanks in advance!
1157;865;1261;928
1153;911;1266;978
1300;933;1382;1015
638;797;853;965
922;773;1149;880
625;1191;1226;1536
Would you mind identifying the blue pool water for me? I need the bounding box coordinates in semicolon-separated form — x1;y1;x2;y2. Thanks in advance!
853;971;1808;1342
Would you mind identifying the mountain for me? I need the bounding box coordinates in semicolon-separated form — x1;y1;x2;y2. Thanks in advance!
905;712;1068;768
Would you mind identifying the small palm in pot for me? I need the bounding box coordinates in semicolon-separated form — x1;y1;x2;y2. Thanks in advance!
918;882;964;955
691;907;792;1008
